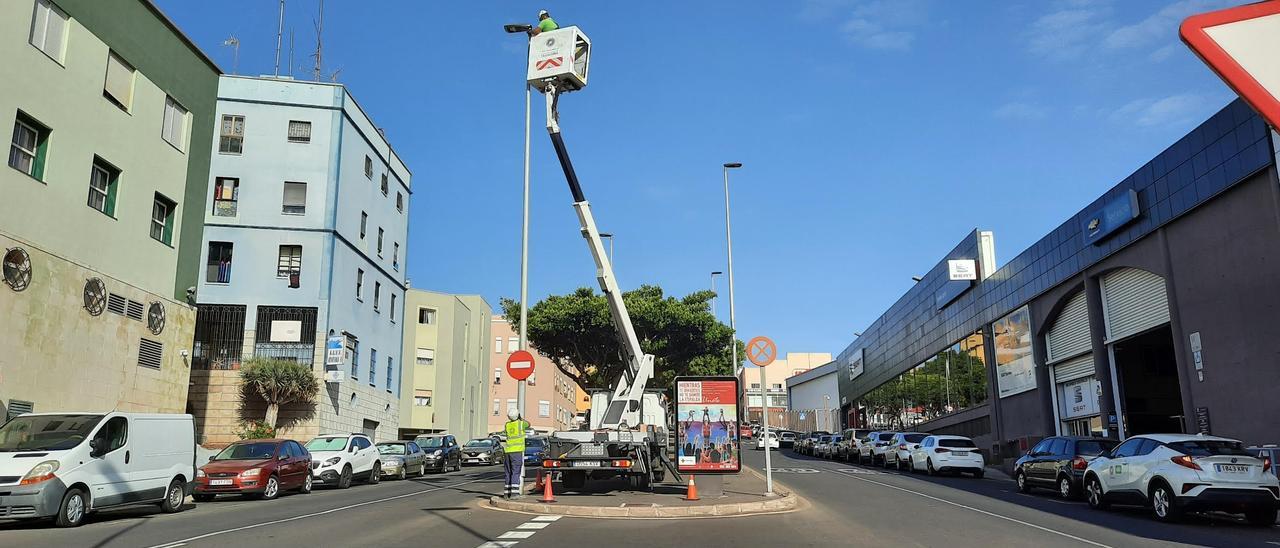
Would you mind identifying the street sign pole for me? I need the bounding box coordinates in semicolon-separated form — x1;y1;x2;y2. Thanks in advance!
506;350;536;496
760;363;773;495
747;336;777;496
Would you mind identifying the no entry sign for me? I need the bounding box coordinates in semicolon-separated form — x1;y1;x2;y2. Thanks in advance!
1181;2;1280;129
506;349;535;381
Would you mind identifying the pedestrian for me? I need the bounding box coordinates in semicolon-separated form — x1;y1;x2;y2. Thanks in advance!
529;9;558;35
501;408;531;499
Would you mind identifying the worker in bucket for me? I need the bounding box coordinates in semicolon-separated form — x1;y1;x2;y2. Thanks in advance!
502;408;531;499
529;9;558;35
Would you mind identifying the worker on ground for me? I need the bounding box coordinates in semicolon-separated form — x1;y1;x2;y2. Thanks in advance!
502;408;531;499
529;9;558;35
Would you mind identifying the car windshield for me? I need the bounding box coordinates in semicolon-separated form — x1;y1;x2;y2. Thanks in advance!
903;434;927;443
1076;440;1118;456
1168;440;1251;457
780;433;795;440
305;436;349;451
214;442;278;460
526;439;546;449
0;414;103;452
377;443;406;455
877;433;896;441
417;437;445;448
818;436;831;443
938;438;975;448
465;440;494;448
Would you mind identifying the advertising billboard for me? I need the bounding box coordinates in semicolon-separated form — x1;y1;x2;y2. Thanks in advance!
675;376;741;473
993;306;1037;398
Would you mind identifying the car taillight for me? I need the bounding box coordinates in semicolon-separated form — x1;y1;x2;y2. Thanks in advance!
1071;456;1088;470
1263;456;1272;474
1171;455;1202;471
934;448;950;453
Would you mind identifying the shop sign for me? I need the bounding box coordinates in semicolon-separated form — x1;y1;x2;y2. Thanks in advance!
1195;406;1212;434
1058;376;1101;419
948;259;978;281
847;348;864;381
1082;189;1139;245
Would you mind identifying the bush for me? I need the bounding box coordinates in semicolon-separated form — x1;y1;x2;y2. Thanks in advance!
237;421;277;440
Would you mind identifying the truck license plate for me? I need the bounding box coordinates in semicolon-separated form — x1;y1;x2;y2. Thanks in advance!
1215;464;1250;473
210;479;233;486
572;461;600;468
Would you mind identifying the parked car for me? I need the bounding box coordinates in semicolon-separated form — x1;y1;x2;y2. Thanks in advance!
756;431;779;450
1014;436;1118;498
1084;434;1279;525
462;438;500;465
779;431;797;448
799;431;829;455
1249;445;1279;481
837;429;872;461
195;438;312;501
812;435;834;458
822;435;844;459
860;431;898;465
740;424;753;439
885;432;929;470
305;433;381;489
524;437;549;467
413;434;462;472
376;441;427;480
0;412;194;527
910;435;985;477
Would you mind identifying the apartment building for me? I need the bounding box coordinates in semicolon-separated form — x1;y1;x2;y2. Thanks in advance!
399;290;491;442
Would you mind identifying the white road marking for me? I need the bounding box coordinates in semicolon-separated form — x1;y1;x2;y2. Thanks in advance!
478;542;518;548
531;515;561;522
517;522;550;530
498;531;536;539
142;476;496;548
825;468;1113;548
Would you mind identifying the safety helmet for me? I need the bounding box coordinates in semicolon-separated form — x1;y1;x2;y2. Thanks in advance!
538;10;549;18
507;408;520;421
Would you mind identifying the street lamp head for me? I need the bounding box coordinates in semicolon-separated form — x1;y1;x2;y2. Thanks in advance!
911;276;923;282
504;23;533;33
599;232;613;238
723;162;743;169
712;271;723;276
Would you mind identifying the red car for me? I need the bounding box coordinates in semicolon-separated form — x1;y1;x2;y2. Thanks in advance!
194;438;313;501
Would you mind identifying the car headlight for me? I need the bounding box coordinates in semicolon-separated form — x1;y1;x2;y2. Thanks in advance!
324;456;341;466
432;450;443;457
479;452;489;458
20;460;60;486
240;468;261;478
196;469;206;478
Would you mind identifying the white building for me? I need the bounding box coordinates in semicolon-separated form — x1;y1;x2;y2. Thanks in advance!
786;362;842;433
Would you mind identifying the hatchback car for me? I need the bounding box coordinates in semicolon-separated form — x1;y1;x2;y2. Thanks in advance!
194;439;313;501
1014;436;1118;498
1084;434;1279;525
756;431;779;450
859;431;898;465
885;432;928;470
910;435;984;477
524;437;549;467
812;435;834;458
376;441;428;480
779;431;797;448
837;429;872;461
462;438;500;465
413;434;463;472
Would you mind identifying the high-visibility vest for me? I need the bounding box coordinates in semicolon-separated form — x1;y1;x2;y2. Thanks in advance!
504;420;528;453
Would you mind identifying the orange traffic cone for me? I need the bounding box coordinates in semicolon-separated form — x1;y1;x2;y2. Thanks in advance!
532;469;545;493
684;474;700;501
541;471;557;503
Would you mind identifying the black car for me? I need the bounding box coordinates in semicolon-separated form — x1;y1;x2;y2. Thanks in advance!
412;434;463;472
1014;436;1118;498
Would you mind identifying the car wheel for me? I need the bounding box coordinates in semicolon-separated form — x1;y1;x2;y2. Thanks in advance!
1245;507;1277;527
160;478;186;512
397;466;407;481
300;473;313;494
259;475;280;500
927;458;936;476
54;488;88;528
1085;476;1109;510
193;493;216;503
338;465;353;489
1150;483;1182;523
453;457;462;472
1015;471;1031;493
367;462;382;484
1058;475;1076;499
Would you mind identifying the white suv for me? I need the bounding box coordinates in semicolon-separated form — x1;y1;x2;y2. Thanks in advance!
1084;433;1279;525
305;433;382;489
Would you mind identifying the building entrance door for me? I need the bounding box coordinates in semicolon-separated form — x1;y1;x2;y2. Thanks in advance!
1111;325;1184;436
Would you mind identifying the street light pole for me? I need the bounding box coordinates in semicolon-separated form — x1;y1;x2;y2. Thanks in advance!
710;271;723;318
723;163;742;376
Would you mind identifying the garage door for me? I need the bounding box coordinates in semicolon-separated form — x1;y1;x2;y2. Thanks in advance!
1052;353;1095;383
1101;268;1170;343
1046;291;1091;363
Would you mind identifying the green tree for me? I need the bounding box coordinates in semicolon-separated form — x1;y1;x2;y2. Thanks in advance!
240;358;321;428
501;285;743;390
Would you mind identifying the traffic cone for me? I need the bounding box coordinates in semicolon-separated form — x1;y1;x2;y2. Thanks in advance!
532;469;545;493
684;475;700;501
540;471;557;503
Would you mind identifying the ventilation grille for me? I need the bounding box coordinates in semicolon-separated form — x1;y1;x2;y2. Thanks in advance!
126;299;144;321
138;339;163;369
107;293;127;315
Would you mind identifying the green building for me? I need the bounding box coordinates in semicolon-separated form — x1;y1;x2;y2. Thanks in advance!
0;0;220;417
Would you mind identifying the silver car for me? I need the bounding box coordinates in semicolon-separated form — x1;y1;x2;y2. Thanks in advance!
461;438;500;465
375;441;428;480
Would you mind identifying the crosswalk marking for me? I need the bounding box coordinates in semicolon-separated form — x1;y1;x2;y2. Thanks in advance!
475;514;562;547
498;531;536;539
516;522;550;530
531;515;561;522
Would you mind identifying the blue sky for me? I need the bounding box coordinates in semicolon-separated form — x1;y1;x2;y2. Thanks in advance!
157;0;1242;359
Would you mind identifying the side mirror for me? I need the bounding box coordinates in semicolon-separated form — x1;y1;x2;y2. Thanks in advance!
89;438;103;457
348;446;355;453
913;444;920;449
208;455;216;462
278;454;288;461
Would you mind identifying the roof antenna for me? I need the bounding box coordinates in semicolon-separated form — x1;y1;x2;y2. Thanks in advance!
289;27;296;78
222;35;240;75
274;0;285;77
311;0;324;81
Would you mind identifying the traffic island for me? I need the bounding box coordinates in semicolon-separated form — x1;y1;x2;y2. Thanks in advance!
485;466;800;519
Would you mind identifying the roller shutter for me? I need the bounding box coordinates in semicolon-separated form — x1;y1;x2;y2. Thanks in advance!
1101;268;1170;343
1046;291;1091;363
1052;354;1095;384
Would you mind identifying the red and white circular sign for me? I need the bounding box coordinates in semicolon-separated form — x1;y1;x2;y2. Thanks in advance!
506;350;535;381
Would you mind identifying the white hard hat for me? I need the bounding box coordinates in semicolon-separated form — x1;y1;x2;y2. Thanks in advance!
508;408;520;421
538;9;549;17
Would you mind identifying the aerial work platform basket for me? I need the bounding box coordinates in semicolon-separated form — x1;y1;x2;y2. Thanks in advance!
527;26;590;93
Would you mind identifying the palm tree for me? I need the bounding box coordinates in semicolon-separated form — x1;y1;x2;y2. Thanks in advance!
240;358;320;428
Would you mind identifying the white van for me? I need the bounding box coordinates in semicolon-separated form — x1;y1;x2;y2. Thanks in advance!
0;412;195;527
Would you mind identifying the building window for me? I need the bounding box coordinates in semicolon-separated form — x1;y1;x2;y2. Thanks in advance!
87;157;119;217
386;357;394;392
350;339;360;380
495;337;503;354
364;155;372;178
418;308;435;324
219;115;245;154
206;241;233;283
376;228;384;256
493;399;500;415
369;349;377;387
380;173;388;196
539;400;551;418
494;368;501;385
529;372;537;386
211;177;239;216
29;0;69;63
416;348;435;366
373;282;382;312
282;182;306;214
287;120;311;143
356;269;364;300
508;337;518;353
390;294;397;322
750;383;760;390
415;390;433;407
396;192;404;213
276;245;302;278
161;96;187;151
360;211;367;238
9;112;49;180
103;51;135;111
150;193;176;245
393;243;399;271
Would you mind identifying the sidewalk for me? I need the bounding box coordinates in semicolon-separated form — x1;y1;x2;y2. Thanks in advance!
488;466;800;518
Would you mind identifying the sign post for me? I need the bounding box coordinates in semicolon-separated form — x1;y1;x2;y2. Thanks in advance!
506;350;535;495
746;335;778;496
323;334;345;384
